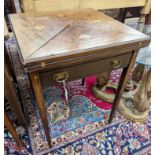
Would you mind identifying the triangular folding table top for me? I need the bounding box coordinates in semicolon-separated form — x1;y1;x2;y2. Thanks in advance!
9;14;72;59
9;9;149;66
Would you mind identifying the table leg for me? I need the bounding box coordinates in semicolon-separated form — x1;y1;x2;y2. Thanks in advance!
4;62;26;127
108;51;138;123
138;0;151;32
81;78;85;86
4;112;22;148
29;72;51;147
4;44;17;83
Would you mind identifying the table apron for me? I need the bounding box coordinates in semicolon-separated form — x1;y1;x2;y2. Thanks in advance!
40;53;132;89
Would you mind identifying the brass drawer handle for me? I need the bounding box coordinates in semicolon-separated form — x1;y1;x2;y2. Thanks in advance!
53;72;69;83
111;59;122;69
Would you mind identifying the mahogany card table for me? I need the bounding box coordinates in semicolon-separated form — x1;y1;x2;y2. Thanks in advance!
9;9;150;147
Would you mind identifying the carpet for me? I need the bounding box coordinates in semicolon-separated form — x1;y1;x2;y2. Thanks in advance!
4;37;151;155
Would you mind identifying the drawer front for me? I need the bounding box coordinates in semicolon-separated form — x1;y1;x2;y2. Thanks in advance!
40;53;132;89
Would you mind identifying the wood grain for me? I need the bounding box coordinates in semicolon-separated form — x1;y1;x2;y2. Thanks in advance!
24;40;149;73
29;72;51;147
141;0;151;14
4;19;9;39
9;9;150;72
78;0;146;10
21;0;34;12
21;0;147;12
4;62;26;127
108;50;138;123
40;53;132;89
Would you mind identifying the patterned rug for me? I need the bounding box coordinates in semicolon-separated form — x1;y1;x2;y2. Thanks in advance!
4;37;151;155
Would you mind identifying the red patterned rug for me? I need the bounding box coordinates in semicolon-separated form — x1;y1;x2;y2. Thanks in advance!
4;37;151;155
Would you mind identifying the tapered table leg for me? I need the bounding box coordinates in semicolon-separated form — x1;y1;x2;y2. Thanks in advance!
108;50;138;123
4;112;22;148
29;72;51;147
4;63;26;127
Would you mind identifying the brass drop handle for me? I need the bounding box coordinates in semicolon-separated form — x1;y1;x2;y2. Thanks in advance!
53;72;69;83
111;59;122;69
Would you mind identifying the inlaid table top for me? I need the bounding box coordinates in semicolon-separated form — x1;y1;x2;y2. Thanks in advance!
9;9;150;72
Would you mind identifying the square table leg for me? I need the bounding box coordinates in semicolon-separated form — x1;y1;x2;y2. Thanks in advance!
4;62;26;127
29;72;51;147
108;50;138;123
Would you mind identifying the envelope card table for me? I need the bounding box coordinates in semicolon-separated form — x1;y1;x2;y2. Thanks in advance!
9;9;150;147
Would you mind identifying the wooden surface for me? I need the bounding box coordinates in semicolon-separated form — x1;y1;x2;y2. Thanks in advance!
4;19;8;36
145;11;151;25
141;0;151;15
21;0;147;12
29;72;51;147
4;44;17;84
4;112;22;147
20;0;150;34
9;9;150;72
4;19;9;39
109;50;138;123
40;53;132;89
4;62;26;127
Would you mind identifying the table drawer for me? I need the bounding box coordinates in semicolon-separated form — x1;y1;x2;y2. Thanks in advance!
40;53;132;89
